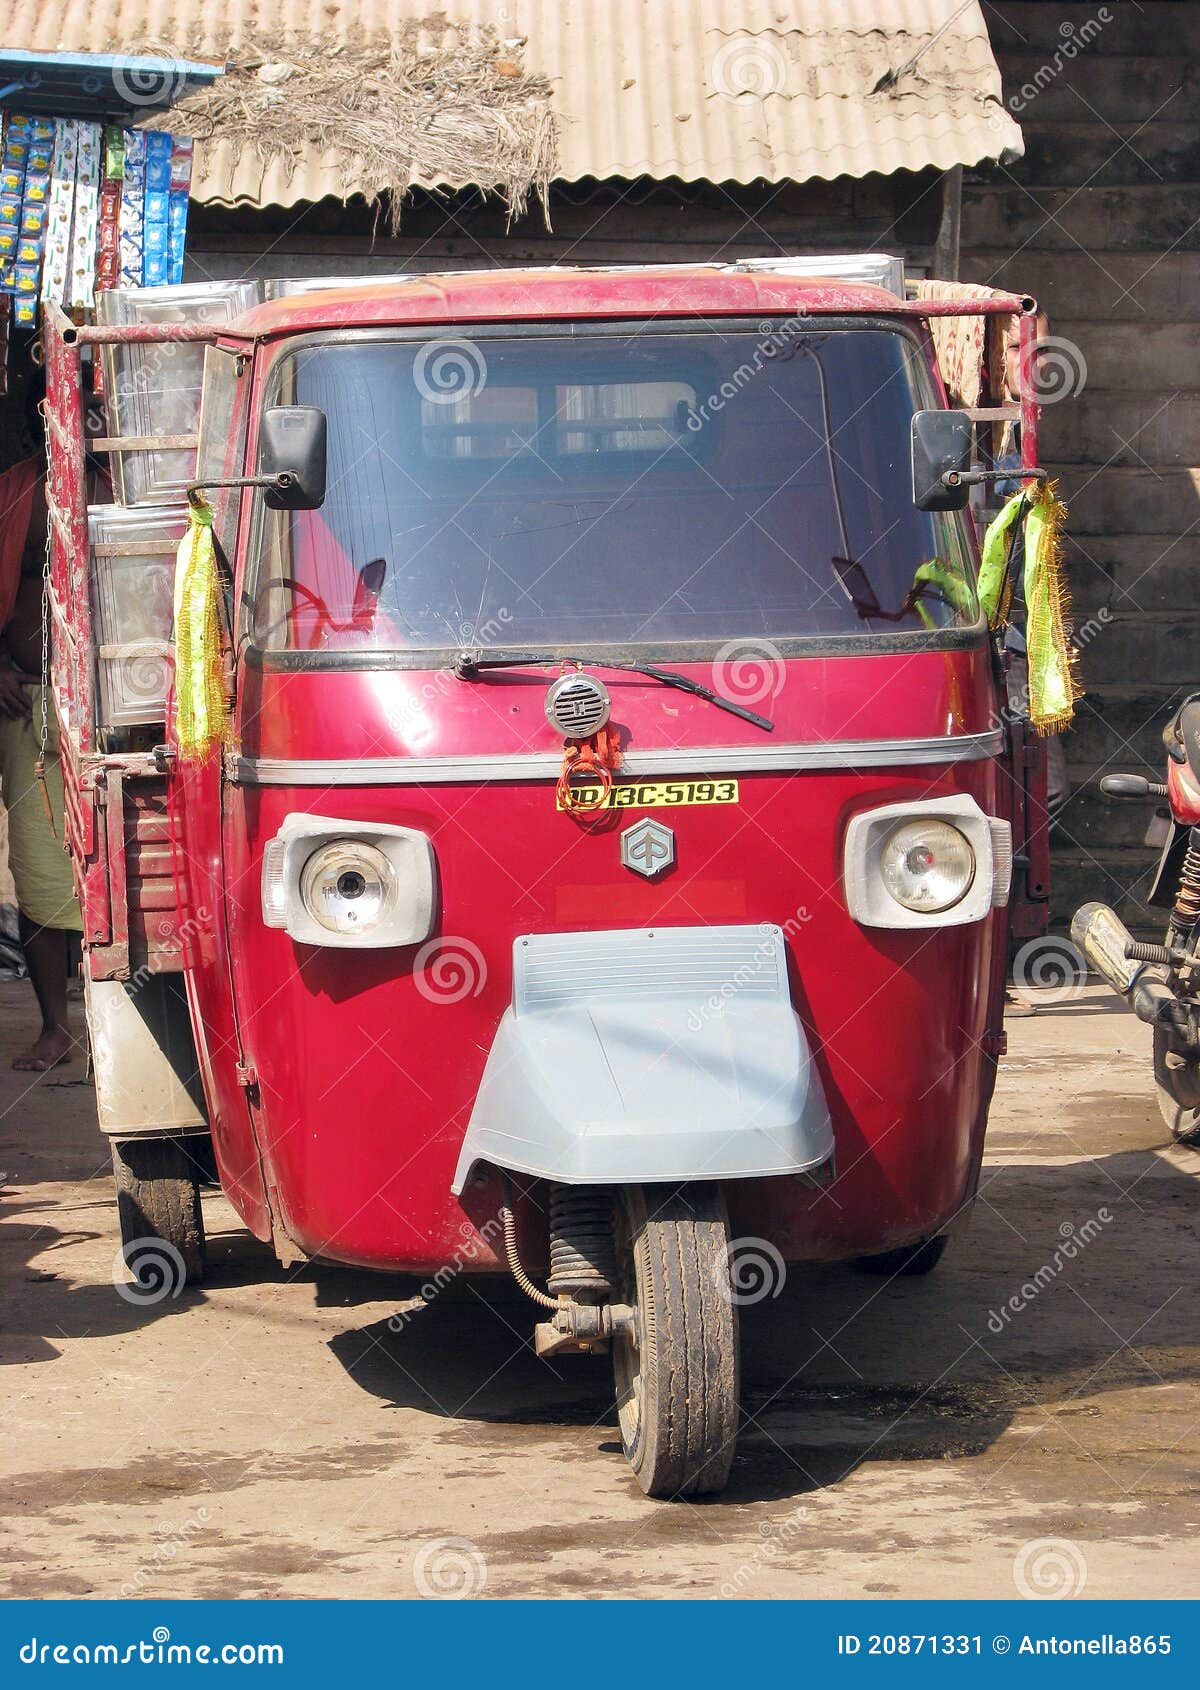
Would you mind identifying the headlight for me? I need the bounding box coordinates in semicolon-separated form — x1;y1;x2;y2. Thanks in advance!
260;814;437;948
880;820;975;913
300;841;397;936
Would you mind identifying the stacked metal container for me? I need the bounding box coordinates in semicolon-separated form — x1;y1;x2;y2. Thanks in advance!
89;280;261;727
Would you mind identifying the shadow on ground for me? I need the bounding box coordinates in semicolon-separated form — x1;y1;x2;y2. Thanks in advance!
320;1142;1199;1504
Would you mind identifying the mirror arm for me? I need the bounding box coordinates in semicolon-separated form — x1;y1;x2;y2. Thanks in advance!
942;467;1048;489
183;471;298;498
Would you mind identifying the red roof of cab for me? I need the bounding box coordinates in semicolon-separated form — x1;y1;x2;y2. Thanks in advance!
227;265;915;339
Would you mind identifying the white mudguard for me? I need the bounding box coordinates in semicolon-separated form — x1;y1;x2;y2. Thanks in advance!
451;925;834;1192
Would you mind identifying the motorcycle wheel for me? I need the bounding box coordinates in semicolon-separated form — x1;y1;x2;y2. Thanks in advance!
112;1136;207;1287
1152;1029;1200;1146
612;1184;738;1499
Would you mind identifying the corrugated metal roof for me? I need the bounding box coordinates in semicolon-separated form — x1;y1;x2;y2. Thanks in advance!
0;1;1022;208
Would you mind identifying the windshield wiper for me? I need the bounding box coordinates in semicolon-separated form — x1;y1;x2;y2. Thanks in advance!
453;651;774;732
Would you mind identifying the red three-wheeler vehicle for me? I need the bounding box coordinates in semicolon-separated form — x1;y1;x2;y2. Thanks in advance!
43;262;1049;1498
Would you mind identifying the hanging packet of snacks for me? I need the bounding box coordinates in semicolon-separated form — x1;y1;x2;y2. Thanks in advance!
142;130;173;286
40;116;78;306
119;128;146;287
95;127;124;294
0;111;27;295
2;115;189;311
67;121;102;309
167;137;192;285
13;117;54;326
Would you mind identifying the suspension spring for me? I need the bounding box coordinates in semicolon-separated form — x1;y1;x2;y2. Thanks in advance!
1172;828;1200;930
548;1186;617;1302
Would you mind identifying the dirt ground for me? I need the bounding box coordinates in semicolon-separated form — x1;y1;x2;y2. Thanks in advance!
1;976;1198;1601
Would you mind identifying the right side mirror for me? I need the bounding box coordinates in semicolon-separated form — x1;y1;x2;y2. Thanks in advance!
260;406;327;510
911;410;972;511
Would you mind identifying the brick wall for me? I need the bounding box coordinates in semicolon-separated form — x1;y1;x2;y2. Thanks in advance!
963;0;1200;931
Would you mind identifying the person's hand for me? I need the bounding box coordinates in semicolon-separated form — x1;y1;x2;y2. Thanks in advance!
0;669;31;719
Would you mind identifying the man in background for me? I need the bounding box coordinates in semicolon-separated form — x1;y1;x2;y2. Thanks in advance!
0;380;81;1070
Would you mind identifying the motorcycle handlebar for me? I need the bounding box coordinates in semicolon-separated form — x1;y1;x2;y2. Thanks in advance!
1100;773;1169;800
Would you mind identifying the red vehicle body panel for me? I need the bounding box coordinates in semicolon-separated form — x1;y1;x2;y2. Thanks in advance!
1168;756;1200;826
199;650;1008;1273
46;268;1042;1276
228;269;1027;338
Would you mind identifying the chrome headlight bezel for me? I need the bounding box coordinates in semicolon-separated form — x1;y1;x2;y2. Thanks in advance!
261;814;437;949
843;795;1011;930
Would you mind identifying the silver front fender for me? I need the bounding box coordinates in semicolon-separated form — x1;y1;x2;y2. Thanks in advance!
451;926;834;1193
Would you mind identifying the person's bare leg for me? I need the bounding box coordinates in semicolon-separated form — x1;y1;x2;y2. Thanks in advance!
13;913;73;1070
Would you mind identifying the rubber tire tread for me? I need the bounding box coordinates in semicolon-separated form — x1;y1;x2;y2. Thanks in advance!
626;1186;738;1499
111;1137;206;1285
1152;1028;1200;1145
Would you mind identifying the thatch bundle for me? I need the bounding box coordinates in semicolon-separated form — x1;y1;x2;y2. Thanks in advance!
140;15;558;229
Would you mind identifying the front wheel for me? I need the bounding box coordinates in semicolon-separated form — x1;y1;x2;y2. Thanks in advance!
612;1185;739;1499
1153;1029;1200;1145
111;1136;206;1287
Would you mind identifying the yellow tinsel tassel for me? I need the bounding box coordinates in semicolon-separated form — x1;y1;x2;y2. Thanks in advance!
1024;478;1082;735
979;478;1083;736
172;496;228;759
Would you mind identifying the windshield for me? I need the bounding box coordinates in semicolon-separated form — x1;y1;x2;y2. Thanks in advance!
249;324;977;658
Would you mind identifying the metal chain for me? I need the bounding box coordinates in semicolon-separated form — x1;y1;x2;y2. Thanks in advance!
39;421;51;764
34;398;57;837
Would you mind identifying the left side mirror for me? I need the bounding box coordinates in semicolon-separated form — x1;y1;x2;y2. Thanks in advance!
260;406;327;509
911;410;972;511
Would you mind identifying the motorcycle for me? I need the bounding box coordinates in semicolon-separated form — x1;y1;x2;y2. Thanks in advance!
1073;692;1200;1145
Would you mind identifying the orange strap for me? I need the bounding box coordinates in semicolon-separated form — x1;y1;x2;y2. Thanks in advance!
556;725;622;813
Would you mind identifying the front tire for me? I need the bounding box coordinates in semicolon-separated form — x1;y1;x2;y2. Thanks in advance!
612;1185;738;1499
111;1136;206;1286
1153;1029;1200;1145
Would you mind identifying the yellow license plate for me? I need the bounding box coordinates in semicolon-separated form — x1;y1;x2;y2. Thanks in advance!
557;778;740;811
